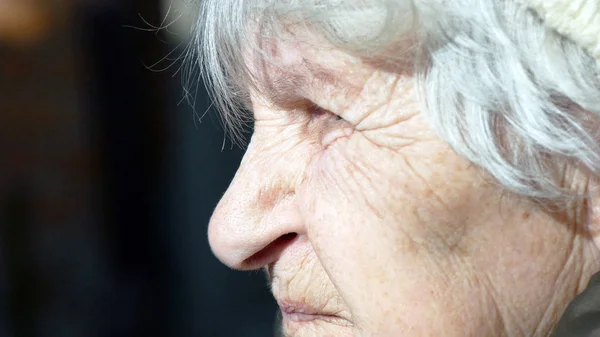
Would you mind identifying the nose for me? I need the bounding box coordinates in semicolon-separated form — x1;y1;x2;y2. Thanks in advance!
208;140;305;270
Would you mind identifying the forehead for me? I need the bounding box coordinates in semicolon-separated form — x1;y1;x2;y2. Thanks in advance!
242;32;417;129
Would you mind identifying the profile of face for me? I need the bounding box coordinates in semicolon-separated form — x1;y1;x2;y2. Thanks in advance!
208;37;600;336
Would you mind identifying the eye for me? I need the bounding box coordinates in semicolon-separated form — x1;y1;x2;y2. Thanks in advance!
304;102;354;147
307;103;343;121
307;103;326;117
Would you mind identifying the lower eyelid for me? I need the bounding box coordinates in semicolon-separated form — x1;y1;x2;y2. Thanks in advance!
321;123;354;148
304;104;354;146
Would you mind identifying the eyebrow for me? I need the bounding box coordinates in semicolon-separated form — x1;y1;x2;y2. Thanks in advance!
260;59;361;110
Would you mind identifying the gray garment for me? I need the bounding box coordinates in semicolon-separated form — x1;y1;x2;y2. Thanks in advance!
552;272;600;337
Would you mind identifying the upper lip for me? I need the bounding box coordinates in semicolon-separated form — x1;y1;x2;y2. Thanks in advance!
266;261;352;326
278;299;328;316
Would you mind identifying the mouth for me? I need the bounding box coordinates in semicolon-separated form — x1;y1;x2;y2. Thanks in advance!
279;301;339;322
277;300;353;326
265;248;354;334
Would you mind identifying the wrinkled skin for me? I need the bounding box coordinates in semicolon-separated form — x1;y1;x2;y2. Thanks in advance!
208;38;600;337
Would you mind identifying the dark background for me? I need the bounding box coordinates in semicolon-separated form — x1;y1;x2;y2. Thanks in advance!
0;1;277;336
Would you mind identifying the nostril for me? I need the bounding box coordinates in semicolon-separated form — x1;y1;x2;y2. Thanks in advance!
243;233;298;269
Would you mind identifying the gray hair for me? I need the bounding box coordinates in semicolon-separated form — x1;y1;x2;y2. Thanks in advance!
188;0;600;200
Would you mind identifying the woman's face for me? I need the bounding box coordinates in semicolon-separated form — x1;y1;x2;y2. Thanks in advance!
208;39;600;336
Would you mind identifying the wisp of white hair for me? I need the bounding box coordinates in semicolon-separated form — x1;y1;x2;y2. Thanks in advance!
187;0;600;201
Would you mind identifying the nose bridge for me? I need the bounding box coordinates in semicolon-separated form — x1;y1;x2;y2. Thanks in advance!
208;137;304;270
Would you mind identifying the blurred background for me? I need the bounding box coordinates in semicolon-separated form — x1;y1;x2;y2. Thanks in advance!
0;1;277;337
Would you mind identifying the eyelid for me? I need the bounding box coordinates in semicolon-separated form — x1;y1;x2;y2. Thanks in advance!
307;102;343;121
307;102;327;115
306;102;354;148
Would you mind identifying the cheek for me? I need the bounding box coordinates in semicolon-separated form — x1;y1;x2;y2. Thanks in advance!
295;138;433;327
295;132;504;333
301;130;486;252
297;170;457;335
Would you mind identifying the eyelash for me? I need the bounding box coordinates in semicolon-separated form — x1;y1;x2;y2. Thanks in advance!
307;103;343;121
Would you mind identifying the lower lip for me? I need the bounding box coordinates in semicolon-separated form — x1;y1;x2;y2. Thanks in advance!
280;311;328;336
279;310;354;336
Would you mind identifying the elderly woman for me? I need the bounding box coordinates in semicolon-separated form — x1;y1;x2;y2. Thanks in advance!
194;0;600;336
